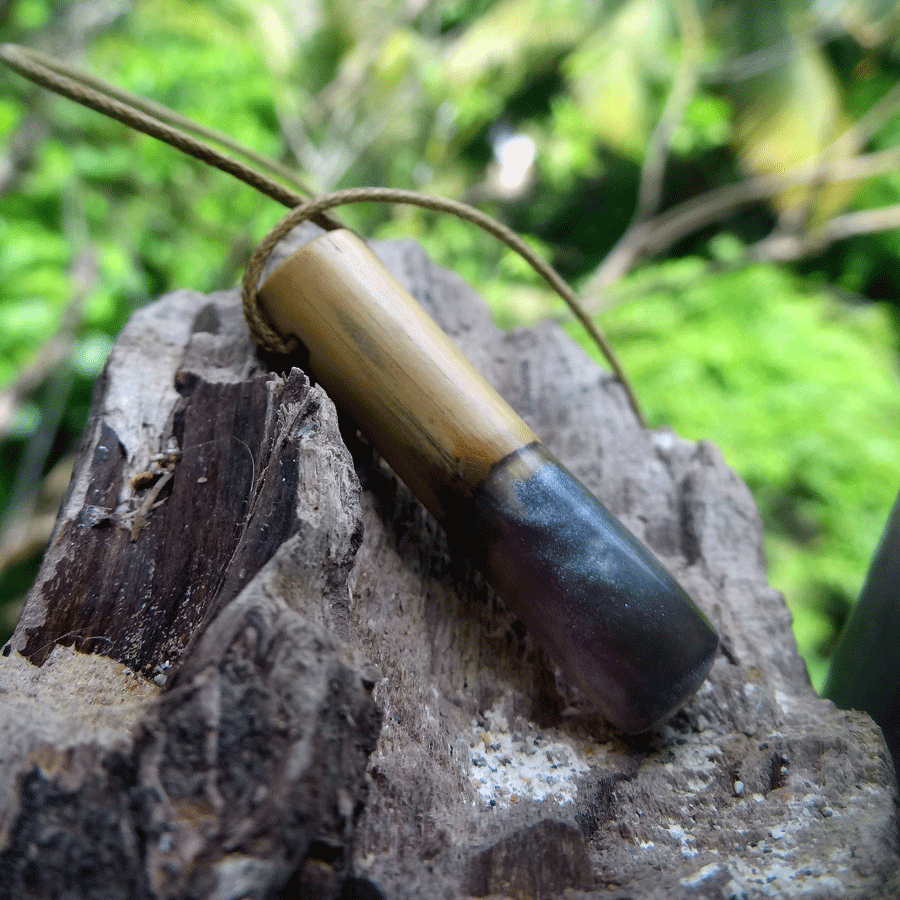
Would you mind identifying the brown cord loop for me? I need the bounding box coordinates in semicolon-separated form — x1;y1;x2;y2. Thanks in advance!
0;43;341;230
241;188;647;427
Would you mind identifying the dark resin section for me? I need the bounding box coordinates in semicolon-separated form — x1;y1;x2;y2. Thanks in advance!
450;443;718;734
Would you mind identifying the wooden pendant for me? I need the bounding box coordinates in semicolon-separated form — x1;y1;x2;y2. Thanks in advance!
257;229;718;733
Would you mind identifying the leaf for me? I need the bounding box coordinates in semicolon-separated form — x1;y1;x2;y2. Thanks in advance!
446;0;591;129
562;0;674;159
729;43;854;223
824;486;900;774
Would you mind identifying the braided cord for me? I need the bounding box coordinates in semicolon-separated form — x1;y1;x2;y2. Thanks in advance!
0;44;342;230
1;43;645;426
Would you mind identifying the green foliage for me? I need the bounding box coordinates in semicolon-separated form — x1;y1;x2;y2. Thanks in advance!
10;0;52;31
0;0;287;630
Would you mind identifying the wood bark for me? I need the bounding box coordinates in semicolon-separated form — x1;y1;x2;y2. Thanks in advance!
0;226;897;899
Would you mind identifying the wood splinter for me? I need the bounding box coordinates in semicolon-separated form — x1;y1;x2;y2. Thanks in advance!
257;228;719;734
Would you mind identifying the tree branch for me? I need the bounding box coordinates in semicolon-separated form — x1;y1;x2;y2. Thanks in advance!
748;203;900;263
586;0;703;294
584;145;900;306
633;0;704;224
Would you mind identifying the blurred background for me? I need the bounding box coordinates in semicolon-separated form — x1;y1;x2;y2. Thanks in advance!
1;0;899;690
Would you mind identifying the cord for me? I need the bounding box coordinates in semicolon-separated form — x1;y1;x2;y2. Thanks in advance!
1;42;646;426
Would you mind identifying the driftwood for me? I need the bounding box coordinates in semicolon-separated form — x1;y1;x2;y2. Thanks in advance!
0;226;897;899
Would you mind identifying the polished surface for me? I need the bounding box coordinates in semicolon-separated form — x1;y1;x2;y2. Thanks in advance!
454;443;719;733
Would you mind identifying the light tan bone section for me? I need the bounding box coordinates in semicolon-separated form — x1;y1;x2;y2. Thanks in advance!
258;229;537;520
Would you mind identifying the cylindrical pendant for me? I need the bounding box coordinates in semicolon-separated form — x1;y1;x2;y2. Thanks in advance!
257;229;718;733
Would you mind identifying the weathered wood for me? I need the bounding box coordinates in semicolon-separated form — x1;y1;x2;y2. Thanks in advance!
0;279;380;897
0;226;897;899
